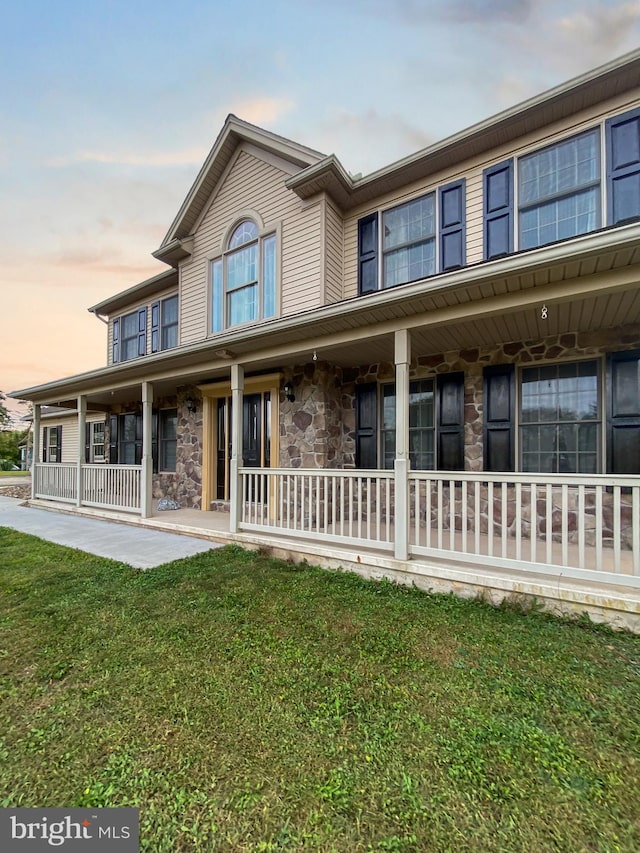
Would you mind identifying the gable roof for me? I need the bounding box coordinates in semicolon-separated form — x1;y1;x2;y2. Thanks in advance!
153;115;326;265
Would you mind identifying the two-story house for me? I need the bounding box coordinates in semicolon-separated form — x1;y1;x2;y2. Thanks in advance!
12;49;640;629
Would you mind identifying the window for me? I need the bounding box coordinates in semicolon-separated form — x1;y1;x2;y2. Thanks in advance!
520;361;600;474
108;409;177;472
159;409;177;472
483;352;640;474
113;308;146;363
42;425;61;463
355;373;464;470
85;422;105;463
358;181;465;295
519;129;601;250
483;107;640;259
211;219;276;331
381;381;435;469
383;196;436;288
151;295;179;352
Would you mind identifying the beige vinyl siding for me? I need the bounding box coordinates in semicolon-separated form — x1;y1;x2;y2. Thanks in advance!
324;196;344;303
343;90;640;298
106;287;178;365
40;415;105;464
180;147;322;344
281;201;322;315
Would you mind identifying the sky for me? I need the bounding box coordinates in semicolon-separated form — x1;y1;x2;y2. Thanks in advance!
2;0;640;424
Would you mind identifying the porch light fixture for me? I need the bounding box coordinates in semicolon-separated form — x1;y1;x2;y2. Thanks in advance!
283;382;295;403
185;396;197;413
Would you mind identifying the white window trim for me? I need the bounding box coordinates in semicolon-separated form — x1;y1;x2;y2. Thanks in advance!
515;355;605;474
209;218;280;334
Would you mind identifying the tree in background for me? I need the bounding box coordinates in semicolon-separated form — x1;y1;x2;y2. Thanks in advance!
0;391;9;427
0;431;21;469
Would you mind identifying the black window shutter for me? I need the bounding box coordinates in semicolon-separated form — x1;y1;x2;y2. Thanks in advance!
358;213;378;295
109;415;119;464
439;180;466;271
112;318;120;363
56;426;62;463
138;308;147;357
607;350;640;474
152;410;158;474
151;301;160;353
135;413;143;465
437;372;465;470
606;107;640;226
85;422;91;463
355;382;378;468
42;426;48;463
483;159;514;260
483;364;515;471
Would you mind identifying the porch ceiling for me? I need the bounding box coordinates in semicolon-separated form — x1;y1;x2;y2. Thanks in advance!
12;224;640;406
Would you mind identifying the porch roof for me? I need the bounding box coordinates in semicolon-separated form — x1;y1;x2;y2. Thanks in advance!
10;221;640;408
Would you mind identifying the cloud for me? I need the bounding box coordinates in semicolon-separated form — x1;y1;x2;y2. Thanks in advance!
228;96;295;126
431;0;535;24
310;108;435;174
47;145;210;168
552;1;640;69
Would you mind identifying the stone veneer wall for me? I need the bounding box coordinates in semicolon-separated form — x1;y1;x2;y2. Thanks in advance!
279;361;350;468
278;328;640;473
152;386;203;509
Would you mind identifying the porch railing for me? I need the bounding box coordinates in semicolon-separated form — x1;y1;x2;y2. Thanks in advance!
240;468;395;550
34;463;77;504
32;463;142;513
81;464;141;512
240;467;640;582
410;471;639;578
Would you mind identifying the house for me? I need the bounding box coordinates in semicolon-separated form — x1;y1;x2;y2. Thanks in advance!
10;50;640;629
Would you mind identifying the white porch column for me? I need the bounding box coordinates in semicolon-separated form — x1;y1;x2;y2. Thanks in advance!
394;329;411;561
32;404;41;500
141;382;153;518
76;395;87;507
229;364;244;534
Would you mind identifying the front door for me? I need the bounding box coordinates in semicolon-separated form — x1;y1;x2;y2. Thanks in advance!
215;391;271;501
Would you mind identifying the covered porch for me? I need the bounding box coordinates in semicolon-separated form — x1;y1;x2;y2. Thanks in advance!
23;225;640;625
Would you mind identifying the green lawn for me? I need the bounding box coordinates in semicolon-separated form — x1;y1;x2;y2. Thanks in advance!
0;470;28;477
1;530;639;852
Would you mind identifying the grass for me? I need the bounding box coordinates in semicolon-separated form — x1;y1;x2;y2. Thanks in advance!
0;470;28;477
0;530;639;852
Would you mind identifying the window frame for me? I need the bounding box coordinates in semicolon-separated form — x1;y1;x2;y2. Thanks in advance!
357;179;466;295
158;408;178;473
113;307;147;363
483;106;640;259
517;357;603;475
210;218;278;333
517;127;602;251
91;421;105;463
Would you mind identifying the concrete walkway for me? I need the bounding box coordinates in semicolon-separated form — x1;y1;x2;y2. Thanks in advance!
0;496;220;569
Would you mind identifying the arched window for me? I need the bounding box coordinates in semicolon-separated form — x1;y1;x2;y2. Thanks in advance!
211;219;276;332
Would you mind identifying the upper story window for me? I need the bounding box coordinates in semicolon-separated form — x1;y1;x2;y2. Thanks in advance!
483;106;640;260
152;294;179;352
114;309;146;363
211;219;276;332
519;130;600;250
358;181;465;296
113;293;179;363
